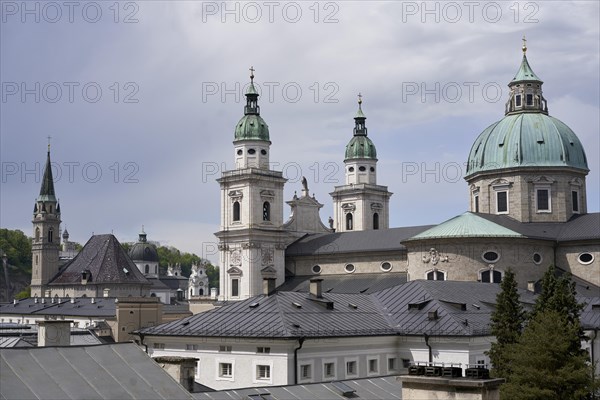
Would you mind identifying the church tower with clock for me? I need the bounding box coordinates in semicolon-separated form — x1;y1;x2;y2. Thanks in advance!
215;68;288;301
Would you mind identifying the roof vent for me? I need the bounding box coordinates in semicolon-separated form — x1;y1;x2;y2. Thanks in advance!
348;303;358;309
34;297;38;304
13;299;18;305
428;310;438;320
293;323;300;329
331;381;356;397
91;298;95;304
41;298;46;304
292;302;302;309
249;302;259;309
472;304;480;310
70;298;75;304
123;268;129;274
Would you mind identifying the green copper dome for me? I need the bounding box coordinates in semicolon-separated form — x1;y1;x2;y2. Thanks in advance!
344;95;377;161
234;69;270;142
465;113;588;177
345;135;377;160
234;114;270;142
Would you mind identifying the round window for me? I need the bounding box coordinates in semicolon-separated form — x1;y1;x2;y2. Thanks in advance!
359;166;366;172
344;264;356;273
248;149;256;155
370;167;375;172
381;262;392;272
482;251;500;263
533;253;542;265
312;265;322;274
261;149;267;155
237;149;243;156
578;253;594;265
348;167;354;172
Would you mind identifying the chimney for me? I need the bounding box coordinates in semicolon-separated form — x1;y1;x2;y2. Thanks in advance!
37;320;72;347
263;278;276;296
309;278;323;298
527;281;535;292
103;288;110;297
210;287;217;299
153;356;199;392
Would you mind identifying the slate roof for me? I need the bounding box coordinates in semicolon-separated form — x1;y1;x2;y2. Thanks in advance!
0;343;194;400
138;280;559;339
192;376;402;400
50;234;150;286
0;297;117;317
278;272;408;294
286;225;434;256
579;297;600;329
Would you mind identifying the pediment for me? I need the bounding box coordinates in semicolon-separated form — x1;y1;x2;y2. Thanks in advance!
227;266;242;276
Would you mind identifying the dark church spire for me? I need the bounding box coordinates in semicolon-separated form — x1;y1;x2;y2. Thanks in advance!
38;141;57;202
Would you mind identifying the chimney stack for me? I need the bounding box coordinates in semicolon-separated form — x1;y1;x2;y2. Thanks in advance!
37;320;72;347
309;278;323;298
263;278;276;296
153;356;199;392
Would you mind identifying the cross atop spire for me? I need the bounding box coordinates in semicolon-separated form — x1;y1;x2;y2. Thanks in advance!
249;66;255;82
47;135;52;152
522;35;527;54
353;93;367;136
358;92;362;105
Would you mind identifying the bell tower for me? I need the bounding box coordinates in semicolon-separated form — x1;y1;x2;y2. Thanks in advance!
331;95;392;232
215;68;288;301
31;144;61;297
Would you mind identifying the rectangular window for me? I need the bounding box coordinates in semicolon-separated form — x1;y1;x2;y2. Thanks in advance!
257;347;270;354
346;361;357;375
324;362;335;378
219;363;233;378
515;95;522;107
231;279;239;297
153;343;165;349
301;364;311;379
572;190;580;213
496;191;508;213
526;94;533;105
474;194;479;213
402;359;411;368
368;359;378;373
388;357;398;372
186;344;198;350
256;365;271;380
219;345;232;352
536;189;550;211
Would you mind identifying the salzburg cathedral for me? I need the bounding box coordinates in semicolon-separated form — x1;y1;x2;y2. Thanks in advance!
27;41;598;303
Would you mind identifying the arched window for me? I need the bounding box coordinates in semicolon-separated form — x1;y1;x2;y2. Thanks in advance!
199;289;204;296
346;213;353;231
48;228;53;243
233;201;241;222
373;213;379;230
35;227;40;242
263;202;271;221
481;270;502;283
426;270;445;281
145;265;149;274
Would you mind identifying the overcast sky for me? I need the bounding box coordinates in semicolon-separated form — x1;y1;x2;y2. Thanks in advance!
1;1;598;264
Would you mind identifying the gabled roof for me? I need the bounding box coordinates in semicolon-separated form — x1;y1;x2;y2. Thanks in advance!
0;297;117;317
138;281;553;340
406;212;523;241
50;234;150;286
278;272;408;294
0;343;193;400
193;376;402;400
286;225;434;256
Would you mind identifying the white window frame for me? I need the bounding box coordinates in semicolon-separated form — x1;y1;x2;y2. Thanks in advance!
386;355;399;374
253;360;273;384
479;268;503;283
535;186;552;213
322;359;337;381
495;189;509;214
571;189;581;214
344;357;359;379
216;359;235;381
367;355;380;376
298;361;314;383
425;269;446;281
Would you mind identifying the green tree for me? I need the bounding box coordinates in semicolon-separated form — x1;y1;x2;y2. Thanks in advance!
501;310;595;399
0;229;32;272
487;269;525;379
